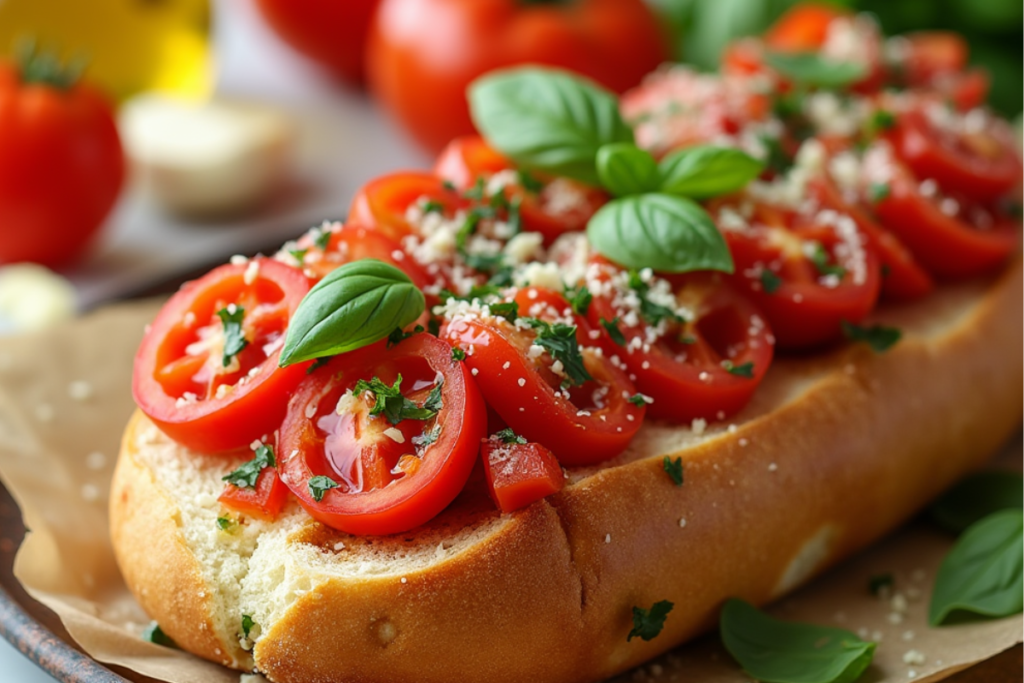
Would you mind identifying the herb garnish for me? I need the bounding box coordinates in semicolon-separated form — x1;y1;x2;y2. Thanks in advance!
489;301;519;322
600;317;627;346
387;325;424;348
809;243;846;279
313;225;333;251
216;516;234;531
930;471;1023;534
627;600;674;641
722;360;755;378
352;375;444;426
841;321;901;352
451;347;466;361
663;456;684;486
868;573;894;596
223;443;276;489
241;614;255;639
216;306;248;368
565;284;593;316
628;271;686;325
760;269;782;294
308;475;340;502
142;622;178;648
525;319;593;387
868;182;891;203
495;427;528;445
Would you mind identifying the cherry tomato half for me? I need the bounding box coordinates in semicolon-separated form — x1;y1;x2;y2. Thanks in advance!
219;464;290;522
347;171;467;242
712;199;882;348
443;287;643;466
434;136;608;244
133;258;311;453
586;264;774;422
481;435;564;513
279;333;486;536
764;3;847;53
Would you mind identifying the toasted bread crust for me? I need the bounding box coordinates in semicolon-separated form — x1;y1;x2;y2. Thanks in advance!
111;260;1023;683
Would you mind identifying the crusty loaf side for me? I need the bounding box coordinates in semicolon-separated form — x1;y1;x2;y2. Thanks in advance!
110;260;1023;683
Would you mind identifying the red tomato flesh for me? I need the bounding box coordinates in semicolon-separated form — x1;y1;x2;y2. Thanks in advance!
481;437;564;513
219;465;290;522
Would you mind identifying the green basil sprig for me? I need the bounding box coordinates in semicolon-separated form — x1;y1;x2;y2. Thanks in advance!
596;143;661;196
279;259;425;367
930;471;1023;534
468;67;633;186
587;195;734;274
764;52;866;90
929;508;1023;626
659;145;765;199
720;598;875;683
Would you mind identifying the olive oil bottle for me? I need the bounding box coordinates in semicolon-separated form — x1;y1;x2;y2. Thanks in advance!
0;0;211;100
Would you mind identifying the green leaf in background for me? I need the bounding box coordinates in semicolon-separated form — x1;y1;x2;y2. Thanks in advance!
659;145;764;199
720;598;876;683
586;194;734;274
840;321;901;352
764;52;866;89
930;471;1024;534
929;508;1023;625
468;68;633;186
279;259;425;367
596;143;662;196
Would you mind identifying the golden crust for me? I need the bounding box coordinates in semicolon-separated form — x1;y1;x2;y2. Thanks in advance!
111;260;1023;683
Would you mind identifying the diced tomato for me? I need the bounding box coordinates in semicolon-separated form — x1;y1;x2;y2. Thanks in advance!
347;171;468;242
480;435;564;513
219;466;290;521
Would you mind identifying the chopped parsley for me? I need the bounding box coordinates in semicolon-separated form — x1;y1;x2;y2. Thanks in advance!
463;176;486;201
489;301;519;322
663;456;684;486
427;317;441;337
421;199;444;214
628;393;649;408
841;321;901;352
413;424;441;450
678;334;697;345
222;443;276;489
868;573;894;596
517;169;544;193
761;135;794;175
868;182;891;203
241;614;256;639
759;269;782;294
313;226;332;251
288;248;308;265
565;284;593;316
387;325;424;348
461;248;505;276
441;179;456;192
525;319;593;387
308;475;340;502
495;427;527;445
215;305;248;368
456;210;484;248
869;109;896;134
352;374;444;425
507;195;523;235
600;317;627;347
722;360;755;378
451;347;466;361
216;516;234;531
627;271;686;325
809;243;847;279
142;622;177;648
627;600;674;642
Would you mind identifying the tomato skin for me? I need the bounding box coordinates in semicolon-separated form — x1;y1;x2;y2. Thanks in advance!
367;0;668;152
348;171;467;242
481;438;564;513
434;136;608;244
807;177;933;301
133;258;311;454
764;3;846;53
873;172;1018;279
443;289;643;466
586;269;774;422
0;63;124;268
279;334;486;536
291;223;432;290
253;0;380;84
889;108;1022;204
219;466;290;521
901;32;968;83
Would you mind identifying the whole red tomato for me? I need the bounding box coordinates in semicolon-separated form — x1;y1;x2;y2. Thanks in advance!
253;0;381;84
367;0;668;152
0;53;123;269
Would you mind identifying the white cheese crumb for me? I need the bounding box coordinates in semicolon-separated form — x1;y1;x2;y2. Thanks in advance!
471;368;479;376
891;592;909;613
383;427;405;443
517;378;526;387
34;403;54;422
230;254;248;265
243;259;260;285
887;612;904;624
333;541;345;551
690;418;707;435
400;577;408;584
604;534;611;544
679;518;687;528
80;483;100;502
768;463;778;472
85;452;106;470
68;380;94;401
902;630;915;641
903;650;925;665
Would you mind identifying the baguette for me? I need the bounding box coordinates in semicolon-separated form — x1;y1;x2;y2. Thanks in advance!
110;257;1023;683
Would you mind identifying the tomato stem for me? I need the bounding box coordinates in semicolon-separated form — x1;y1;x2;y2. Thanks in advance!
14;38;86;90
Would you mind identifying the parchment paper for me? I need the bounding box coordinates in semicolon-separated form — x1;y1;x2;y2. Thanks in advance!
0;301;1018;683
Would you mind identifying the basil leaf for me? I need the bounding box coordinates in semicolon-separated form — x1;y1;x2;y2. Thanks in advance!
216;306;248;368
565;284;593;316
720;598;876;683
596;143;661;196
222;444;276;489
929;509;1023;626
764;52;867;89
308;475;340;502
930;472;1024;534
587;194;734;274
468;67;633;185
840;321;901;353
495;428;527;445
658;146;764;199
280;259;425;367
628;600;674;641
663;456;683;486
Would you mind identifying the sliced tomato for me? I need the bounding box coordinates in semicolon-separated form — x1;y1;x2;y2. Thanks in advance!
278;333;485;536
713;200;882;348
480;435;564;514
807;176;933;301
870;160;1018;279
219;465;290;521
286;223;431;290
888;105;1022;203
900;32;967;84
764;3;847;53
434;136;608;244
347;171;467;242
133;258;311;453
442;287;643;466
584;264;773;422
